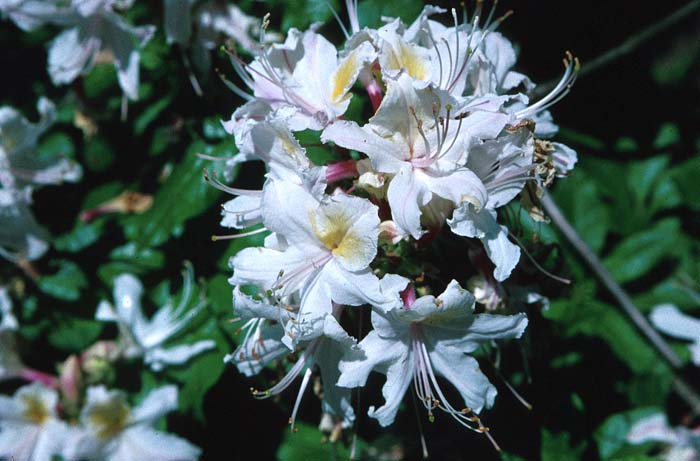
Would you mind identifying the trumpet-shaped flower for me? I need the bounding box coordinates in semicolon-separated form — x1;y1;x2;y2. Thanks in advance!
0;382;71;461
96;271;215;371
230;179;385;346
226;288;359;427
323;72;511;239
228;27;376;131
61;385;201;461
338;277;527;429
649;304;700;366
45;0;155;100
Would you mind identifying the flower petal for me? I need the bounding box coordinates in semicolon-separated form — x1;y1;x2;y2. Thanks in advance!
650;304;700;341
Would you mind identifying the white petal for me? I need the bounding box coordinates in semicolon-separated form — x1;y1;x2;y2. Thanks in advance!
650;304;700;341
418;168;487;209
321;120;405;174
220;195;262;229
145;340;216;371
428;343;496;413
111;426;200;461
387;166;429;240
627;413;680;445
130;385;178;425
48;27;98;85
448;207;520;281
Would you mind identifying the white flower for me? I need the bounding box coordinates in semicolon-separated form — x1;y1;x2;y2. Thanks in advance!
96;270;215;371
230;179;386;346
627;412;700;461
217;109;325;231
0;0;70;32
62;385;201;461
649;304;700;365
322;72;511;240
0;382;71;461
46;0;155;100
0;98;81;189
338;277;527;430
228;27;375;131
226;288;359;427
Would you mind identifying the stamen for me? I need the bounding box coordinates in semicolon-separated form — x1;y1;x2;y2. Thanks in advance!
203;169;262;197
211;227;269;241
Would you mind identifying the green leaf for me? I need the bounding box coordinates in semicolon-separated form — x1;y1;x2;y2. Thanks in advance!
541;429;586;461
38;260;88;301
203;116;229;140
280;0;338;30
544;282;659;373
277;422;359;461
84;63;118;99
84;135;115;173
594;407;660;460
553;169;609;253
653;123;681;149
603;218;683;284
669;157;700;210
556;127;606;151
207;274;233;317
166;318;227;422
54;219;105;253
134;95;174;135
357;0;423;29
122;140;233;248
651;35;700;86
109;242;165;270
47;316;103;351
37;131;75;161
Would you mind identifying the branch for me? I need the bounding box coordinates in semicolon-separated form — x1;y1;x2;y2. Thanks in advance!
540;191;700;414
535;0;700;96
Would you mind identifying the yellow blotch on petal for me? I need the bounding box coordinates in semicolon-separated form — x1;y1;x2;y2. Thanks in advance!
88;396;131;440
21;395;50;425
330;52;360;103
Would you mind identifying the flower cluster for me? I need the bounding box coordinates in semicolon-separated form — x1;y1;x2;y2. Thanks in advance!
218;1;577;445
0;269;206;460
0;0;155;101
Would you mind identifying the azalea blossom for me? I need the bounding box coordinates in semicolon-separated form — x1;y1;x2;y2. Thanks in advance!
96;270;215;371
0;0;155;100
649;304;700;365
323;72;510;240
338;277;528;432
226;288;359;427
61;385;201;461
0;382;71;461
227;27;376;131
627;412;700;461
230;179;387;346
0;188;50;262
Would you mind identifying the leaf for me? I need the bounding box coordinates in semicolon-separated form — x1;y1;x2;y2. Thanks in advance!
83;63;118;99
594;407;660;460
203;116;229;140
277;422;360;461
37;132;75;161
603;218;684;284
134;95;174;135
165;318;227;422
121;140;234;248
280;0;338;30
54;219;105;253
553;169;609;253
47;316;103;351
669;157;700;210
38;260;88;301
109;242;165;270
83;135;115;173
357;0;423;29
653;123;681;149
544;282;659;373
556;127;605;151
541;429;586;461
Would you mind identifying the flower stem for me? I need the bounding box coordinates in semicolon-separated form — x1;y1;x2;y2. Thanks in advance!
540;191;700;414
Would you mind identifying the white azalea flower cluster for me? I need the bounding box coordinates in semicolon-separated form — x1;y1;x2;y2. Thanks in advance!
0;270;207;460
0;0;155;100
0;98;81;263
217;1;577;444
0;382;200;461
